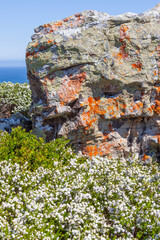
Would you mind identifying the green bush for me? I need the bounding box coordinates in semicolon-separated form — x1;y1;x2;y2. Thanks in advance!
0;126;75;171
0;82;31;114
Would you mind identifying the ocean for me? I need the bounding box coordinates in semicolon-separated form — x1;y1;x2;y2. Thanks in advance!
0;67;28;84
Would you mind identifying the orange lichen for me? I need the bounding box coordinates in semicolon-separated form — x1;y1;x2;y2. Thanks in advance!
26;51;35;58
116;53;123;60
147;107;153;113
87;97;107;116
114;25;131;61
154;87;160;96
63;17;69;22
105;97;121;117
80;94;129;130
74;13;82;17
26;38;56;60
151;135;160;144
44;24;50;28
42;13;84;34
132;101;143;111
120;43;129;59
142;154;148;161
119;25;130;42
151;87;160;114
132;61;142;71
152;100;160;114
57;72;86;105
47;39;53;44
33;42;39;48
83;140;120;158
84;145;99;157
81;113;97;130
80;97;107;129
113;24;143;70
108;123;112;131
154;70;157;75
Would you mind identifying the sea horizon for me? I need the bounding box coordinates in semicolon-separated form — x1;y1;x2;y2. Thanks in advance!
0;66;28;84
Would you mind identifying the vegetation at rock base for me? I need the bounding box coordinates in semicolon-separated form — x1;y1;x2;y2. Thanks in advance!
0;127;160;239
0;82;31;115
0;82;160;239
0;126;75;172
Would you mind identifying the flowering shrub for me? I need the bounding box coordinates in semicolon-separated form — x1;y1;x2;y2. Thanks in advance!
0;141;159;239
0;82;31;113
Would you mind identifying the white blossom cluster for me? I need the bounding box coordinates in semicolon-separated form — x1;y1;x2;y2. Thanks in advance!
0;82;31;113
0;156;159;239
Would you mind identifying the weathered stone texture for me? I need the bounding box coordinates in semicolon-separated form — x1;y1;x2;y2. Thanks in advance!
0;113;32;133
0;103;13;118
26;4;160;160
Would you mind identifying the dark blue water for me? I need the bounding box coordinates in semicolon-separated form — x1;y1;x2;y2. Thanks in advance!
0;67;28;84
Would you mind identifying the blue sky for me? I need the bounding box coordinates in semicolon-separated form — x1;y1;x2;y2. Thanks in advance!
0;0;159;66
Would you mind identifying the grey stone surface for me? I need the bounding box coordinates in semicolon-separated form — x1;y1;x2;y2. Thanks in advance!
0;113;32;133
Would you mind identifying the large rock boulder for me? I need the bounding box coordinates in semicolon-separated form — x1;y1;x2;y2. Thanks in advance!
26;4;160;160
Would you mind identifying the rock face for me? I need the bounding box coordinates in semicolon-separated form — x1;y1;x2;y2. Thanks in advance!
0;113;32;133
0;103;13;118
26;4;160;160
